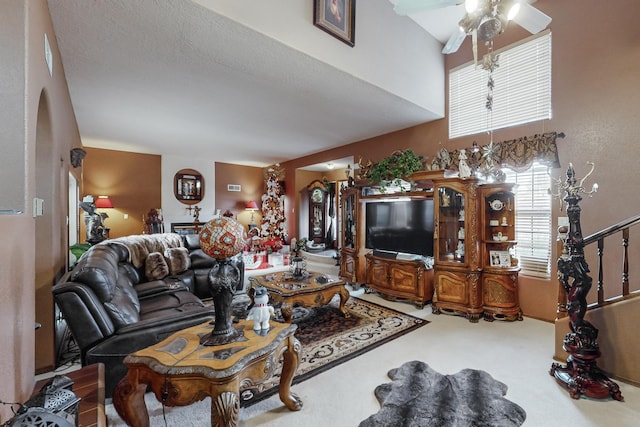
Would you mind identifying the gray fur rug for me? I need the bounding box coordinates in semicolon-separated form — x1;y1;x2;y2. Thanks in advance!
359;361;526;427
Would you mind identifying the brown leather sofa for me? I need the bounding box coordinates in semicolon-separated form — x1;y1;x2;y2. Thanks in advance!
53;233;244;397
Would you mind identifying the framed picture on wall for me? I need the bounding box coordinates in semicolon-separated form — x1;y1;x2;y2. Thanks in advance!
313;0;356;47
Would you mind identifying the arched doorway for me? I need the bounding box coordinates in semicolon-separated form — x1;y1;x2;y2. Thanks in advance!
34;91;59;373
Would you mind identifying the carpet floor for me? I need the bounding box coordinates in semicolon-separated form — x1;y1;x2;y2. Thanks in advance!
106;296;427;425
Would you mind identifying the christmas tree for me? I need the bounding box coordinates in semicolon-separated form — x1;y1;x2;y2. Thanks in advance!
260;163;287;243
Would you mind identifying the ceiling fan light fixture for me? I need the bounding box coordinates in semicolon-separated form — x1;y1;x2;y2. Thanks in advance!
506;2;521;20
442;27;467;54
512;2;552;34
477;15;502;41
464;0;479;13
459;13;482;34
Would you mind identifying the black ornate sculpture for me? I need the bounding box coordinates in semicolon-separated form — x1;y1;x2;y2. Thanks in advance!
549;163;623;401
70;147;86;168
199;259;244;346
79;199;107;244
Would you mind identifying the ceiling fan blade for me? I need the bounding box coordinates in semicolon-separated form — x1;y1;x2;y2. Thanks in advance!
442;27;467;54
512;2;552;34
393;0;463;16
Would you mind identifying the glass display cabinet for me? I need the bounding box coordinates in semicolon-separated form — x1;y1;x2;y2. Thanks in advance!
339;186;360;284
479;183;522;321
432;176;483;322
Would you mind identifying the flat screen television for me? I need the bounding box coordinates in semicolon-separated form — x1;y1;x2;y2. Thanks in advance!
365;198;434;257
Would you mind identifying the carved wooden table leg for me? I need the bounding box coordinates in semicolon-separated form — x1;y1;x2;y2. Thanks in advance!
211;391;240;427
337;285;351;318
113;370;150;427
279;335;303;411
280;302;293;322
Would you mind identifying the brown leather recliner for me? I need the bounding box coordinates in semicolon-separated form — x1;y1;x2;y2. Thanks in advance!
53;242;215;397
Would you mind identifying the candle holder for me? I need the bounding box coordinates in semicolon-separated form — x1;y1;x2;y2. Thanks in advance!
289;256;307;280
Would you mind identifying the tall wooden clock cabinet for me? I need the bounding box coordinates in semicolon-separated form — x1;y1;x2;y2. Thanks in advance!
307;180;327;244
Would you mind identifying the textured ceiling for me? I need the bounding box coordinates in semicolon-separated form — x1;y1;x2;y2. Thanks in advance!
47;0;451;168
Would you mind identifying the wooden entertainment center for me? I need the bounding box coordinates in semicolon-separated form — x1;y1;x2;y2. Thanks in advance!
338;170;521;321
365;253;434;308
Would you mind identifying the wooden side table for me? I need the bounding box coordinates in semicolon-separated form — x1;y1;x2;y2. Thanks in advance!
113;320;302;427
249;271;350;322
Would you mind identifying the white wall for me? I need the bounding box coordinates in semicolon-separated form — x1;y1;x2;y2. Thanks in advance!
194;0;444;115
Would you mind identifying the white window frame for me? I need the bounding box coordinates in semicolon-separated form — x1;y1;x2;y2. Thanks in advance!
449;30;552;139
504;163;552;278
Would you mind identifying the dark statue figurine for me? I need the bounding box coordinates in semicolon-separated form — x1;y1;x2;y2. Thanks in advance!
79;198;107;244
549;164;623;401
200;258;243;346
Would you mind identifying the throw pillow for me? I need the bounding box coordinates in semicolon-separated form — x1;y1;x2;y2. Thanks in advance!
164;247;191;275
145;252;169;281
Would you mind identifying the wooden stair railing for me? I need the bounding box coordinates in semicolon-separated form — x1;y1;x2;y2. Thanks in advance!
557;214;640;319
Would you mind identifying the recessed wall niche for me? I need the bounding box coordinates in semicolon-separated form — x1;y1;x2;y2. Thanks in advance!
174;168;204;205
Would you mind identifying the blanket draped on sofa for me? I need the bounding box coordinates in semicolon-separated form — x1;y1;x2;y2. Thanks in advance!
102;233;184;268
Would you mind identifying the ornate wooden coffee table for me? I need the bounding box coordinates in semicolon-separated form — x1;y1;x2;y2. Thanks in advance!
112;320;302;427
249;271;350;322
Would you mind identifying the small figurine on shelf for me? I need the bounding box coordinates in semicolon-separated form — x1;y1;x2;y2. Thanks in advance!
441;190;451;207
458;227;465;239
455;240;465;259
458;149;472;178
247;287;274;332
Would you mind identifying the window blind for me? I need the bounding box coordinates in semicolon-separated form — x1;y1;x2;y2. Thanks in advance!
504;163;552;278
449;30;552;139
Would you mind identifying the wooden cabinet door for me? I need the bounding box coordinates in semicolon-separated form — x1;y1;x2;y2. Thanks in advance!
483;274;518;307
482;272;522;320
389;264;418;294
434;270;470;305
340;251;358;283
367;258;388;287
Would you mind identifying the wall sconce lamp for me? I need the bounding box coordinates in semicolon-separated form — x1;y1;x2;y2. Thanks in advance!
245;201;259;226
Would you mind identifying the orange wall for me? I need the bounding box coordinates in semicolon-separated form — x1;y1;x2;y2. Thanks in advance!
82;148;161;239
215;162;265;230
282;0;640;322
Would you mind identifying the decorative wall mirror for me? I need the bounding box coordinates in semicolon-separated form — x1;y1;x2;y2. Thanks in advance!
174;169;204;205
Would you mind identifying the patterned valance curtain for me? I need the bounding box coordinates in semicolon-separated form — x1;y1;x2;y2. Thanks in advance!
449;131;563;174
494;131;563;172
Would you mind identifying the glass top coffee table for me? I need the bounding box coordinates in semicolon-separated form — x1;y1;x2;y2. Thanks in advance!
248;271;350;322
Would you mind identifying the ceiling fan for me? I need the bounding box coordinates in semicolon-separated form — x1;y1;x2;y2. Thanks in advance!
393;0;551;56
